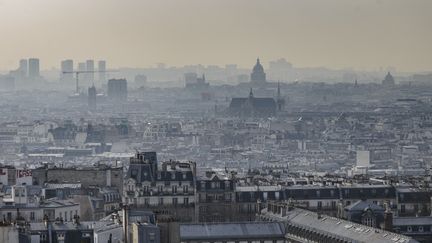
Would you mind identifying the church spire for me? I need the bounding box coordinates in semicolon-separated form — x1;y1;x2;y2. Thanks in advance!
277;81;281;98
249;88;254;98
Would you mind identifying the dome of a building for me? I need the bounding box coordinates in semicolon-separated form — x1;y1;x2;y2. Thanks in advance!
253;58;264;73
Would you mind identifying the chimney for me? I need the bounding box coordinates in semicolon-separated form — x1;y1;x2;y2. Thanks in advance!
281;205;287;217
43;214;49;228
383;203;393;232
73;215;80;225
123;205;129;243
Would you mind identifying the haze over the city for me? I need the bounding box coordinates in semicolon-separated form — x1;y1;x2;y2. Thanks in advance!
1;0;431;72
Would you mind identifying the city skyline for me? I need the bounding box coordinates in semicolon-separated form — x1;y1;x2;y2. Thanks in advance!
0;0;431;72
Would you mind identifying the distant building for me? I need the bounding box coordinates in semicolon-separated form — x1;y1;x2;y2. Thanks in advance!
18;59;28;77
250;58;266;84
0;75;15;91
237;74;249;83
88;85;97;111
382;72;395;86
61;59;74;84
28;58;40;79
229;89;277;117
78;62;86;72
107;78;128;102
184;73;209;89
134;74;147;88
98;60;106;84
86;60;95;85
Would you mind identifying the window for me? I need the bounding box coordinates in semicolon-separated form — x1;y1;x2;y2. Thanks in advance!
344;189;349;196
407;226;412;232
317;201;322;210
183;185;189;193
149;232;156;241
184;197;189;205
419;226;424;232
401;205;406;214
64;212;67;221
172;185;178;194
158;185;163;193
363;217;374;227
30;212;35;221
316;190;320;198
158;198;164;205
171;172;176;180
70;211;73;221
331;201;336;210
172;198;178;205
145;198;149;206
225;181;230;189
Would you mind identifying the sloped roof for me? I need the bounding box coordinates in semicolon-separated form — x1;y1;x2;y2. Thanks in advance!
180;222;285;240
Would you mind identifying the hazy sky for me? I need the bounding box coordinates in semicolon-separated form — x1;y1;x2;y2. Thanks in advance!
0;0;431;71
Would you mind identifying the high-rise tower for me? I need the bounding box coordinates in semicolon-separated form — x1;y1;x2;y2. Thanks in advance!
28;58;40;79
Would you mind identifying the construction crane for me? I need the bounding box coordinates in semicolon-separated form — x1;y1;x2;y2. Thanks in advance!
62;70;117;94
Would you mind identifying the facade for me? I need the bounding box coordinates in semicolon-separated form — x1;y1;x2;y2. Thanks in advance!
124;152;196;222
195;171;236;222
393;217;432;243
229;89;277;117
0;185;80;223
32;166;123;190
